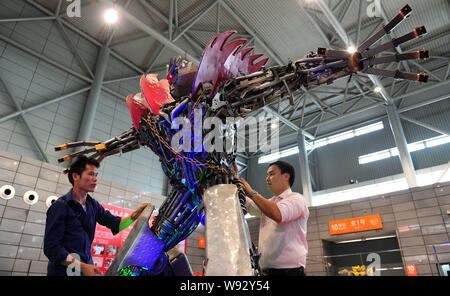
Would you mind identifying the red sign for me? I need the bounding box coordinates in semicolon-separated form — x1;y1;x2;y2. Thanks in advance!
198;237;205;249
406;264;418;276
329;214;383;235
91;203;134;274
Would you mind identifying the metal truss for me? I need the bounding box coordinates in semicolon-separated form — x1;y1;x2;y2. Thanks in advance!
0;0;448;167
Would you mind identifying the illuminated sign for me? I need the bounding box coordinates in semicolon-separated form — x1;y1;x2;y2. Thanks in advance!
406;264;418;276
329;214;383;235
198;237;205;249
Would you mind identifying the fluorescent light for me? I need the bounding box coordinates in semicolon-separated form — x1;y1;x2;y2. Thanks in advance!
359;151;391;164
328;131;354;144
354;122;384;136
337;239;363;244
258;122;384;164
390;147;399;156
104;8;118;24
280;147;299;157
425;135;450;148
359;135;450;165
408;141;425;152
313;138;328;148
258;152;280;164
366;235;396;240
337;235;396;244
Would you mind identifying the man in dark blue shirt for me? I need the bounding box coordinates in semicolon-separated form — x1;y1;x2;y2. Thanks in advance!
44;156;150;276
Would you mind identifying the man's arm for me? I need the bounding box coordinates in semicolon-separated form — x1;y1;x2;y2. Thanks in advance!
61;254;103;276
239;178;282;223
119;202;150;232
96;201;150;234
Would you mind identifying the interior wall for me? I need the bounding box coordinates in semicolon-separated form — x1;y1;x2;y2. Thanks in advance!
246;181;450;276
247;99;450;194
0;149;206;275
0;0;166;195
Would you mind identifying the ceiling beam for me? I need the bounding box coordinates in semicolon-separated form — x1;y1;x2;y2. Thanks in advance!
218;0;284;65
0;74;49;162
24;0;145;74
100;0;200;63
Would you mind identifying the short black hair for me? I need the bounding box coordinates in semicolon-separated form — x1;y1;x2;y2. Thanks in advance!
268;160;295;187
68;156;100;186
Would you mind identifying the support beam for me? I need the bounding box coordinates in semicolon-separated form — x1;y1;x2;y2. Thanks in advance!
101;0;199;63
25;0;145;74
55;18;95;79
297;131;313;207
172;1;218;42
0;16;56;23
0;32;129;104
263;106;315;140
0;87;91;124
399;115;449;136
445;59;450;81
316;0;350;46
77;46;110;141
218;0;284;65
386;103;417;188
0;74;49;162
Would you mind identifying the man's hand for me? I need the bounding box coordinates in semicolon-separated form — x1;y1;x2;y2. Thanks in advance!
239;177;253;196
80;262;103;276
132;202;150;220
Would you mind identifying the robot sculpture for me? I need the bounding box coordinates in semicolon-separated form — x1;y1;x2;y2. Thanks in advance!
55;4;429;275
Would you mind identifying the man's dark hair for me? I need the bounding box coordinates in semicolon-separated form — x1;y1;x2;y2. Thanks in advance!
268;160;295;187
68;156;100;186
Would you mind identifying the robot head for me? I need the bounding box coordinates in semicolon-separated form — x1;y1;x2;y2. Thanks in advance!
166;56;198;99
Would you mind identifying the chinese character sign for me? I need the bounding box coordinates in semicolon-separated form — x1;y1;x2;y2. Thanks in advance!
329;214;383;235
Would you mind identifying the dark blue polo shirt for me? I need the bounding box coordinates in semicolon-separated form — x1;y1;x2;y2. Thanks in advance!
44;190;122;276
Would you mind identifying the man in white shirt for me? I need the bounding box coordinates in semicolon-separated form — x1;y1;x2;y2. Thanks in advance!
239;160;309;276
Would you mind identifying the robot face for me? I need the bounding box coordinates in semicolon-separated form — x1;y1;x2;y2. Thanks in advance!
166;56;198;99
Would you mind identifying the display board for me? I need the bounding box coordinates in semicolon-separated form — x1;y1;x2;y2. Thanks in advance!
91;204;134;274
91;203;188;274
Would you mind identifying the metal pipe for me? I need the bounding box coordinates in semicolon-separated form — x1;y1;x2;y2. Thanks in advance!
172;1;218;42
0;16;56;23
297;131;313;206
25;0;145;74
219;0;284;65
386;103;417;188
399;114;449;136
77;46;110;141
101;0;199;64
0;87;91;124
0;74;49;162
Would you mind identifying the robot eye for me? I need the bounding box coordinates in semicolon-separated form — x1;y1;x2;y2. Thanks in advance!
23;190;39;206
0;185;15;200
46;196;59;208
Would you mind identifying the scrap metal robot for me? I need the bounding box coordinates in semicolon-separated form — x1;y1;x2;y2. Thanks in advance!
55;4;429;276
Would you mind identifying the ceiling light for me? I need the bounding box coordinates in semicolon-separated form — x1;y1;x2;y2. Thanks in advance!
374;86;382;93
347;46;357;54
104;8;118;24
